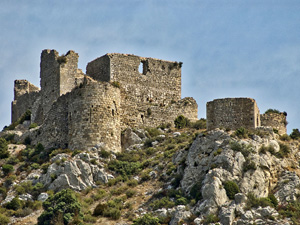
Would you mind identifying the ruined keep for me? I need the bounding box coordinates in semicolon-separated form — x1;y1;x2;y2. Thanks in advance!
206;98;287;135
261;112;287;135
11;50;198;152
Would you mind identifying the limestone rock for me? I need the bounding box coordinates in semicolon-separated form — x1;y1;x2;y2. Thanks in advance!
169;205;191;225
121;128;143;150
40;153;111;191
275;171;300;203
37;193;49;202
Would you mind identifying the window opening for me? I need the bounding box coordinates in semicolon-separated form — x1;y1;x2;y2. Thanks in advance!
139;61;146;75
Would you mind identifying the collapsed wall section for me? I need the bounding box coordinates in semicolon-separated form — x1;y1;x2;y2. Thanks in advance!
207;98;260;131
11;80;40;123
261;113;287;135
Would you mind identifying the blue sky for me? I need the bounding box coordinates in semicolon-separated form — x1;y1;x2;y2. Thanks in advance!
1;0;300;133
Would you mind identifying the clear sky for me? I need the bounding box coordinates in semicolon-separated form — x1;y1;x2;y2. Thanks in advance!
1;0;300;133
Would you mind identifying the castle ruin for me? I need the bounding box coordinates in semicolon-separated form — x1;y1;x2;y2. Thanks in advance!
207;98;287;134
12;50;198;152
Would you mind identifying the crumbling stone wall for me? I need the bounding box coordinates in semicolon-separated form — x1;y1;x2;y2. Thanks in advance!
12;49;198;152
40;50;84;120
261;113;287;135
86;53;194;128
36;76;121;152
11;80;40;123
207;98;260;131
68;77;121;151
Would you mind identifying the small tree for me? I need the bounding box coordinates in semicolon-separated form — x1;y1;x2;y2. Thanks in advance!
224;181;240;200
0;138;9;159
2;164;14;176
174;115;190;129
37;189;82;225
290;129;300;140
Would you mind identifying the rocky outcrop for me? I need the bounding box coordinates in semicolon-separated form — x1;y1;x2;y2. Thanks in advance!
176;129;299;225
39;153;113;192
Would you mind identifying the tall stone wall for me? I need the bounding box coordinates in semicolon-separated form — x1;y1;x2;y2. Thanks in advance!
261;113;287;135
35;76;121;152
207;98;260;131
40;50;84;120
11;80;40;123
86;53;188;128
68;77;121;152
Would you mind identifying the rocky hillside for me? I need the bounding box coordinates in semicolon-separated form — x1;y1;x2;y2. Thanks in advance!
1;119;300;225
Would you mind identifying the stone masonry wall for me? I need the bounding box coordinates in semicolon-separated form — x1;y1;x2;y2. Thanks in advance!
261;113;287;135
12;80;40;123
35;76;121;152
207;98;260;131
86;53;188;129
68;77;121;152
40;50;84;120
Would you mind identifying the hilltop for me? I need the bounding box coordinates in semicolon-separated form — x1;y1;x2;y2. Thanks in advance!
1;118;300;224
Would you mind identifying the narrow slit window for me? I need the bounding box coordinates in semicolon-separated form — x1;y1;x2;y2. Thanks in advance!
139;61;146;75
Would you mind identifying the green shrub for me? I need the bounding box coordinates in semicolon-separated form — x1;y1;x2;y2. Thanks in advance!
243;161;257;172
4;197;23;210
230;141;254;158
71;149;82;157
290;129;300;140
202;214;219;224
57;55;67;64
126;189;136;198
234;127;248;138
276;143;290;158
100;148;111;158
132;214;160;225
246;192;275;209
146;128;161;138
0;186;7;198
191;118;206;130
2;164;14;176
111;81;120;88
174;115;190;129
175;197;188;205
15;207;33;217
5;110;31;130
3;133;15;143
280;134;291;141
24;136;32;145
150;197;175;210
265;109;281;114
127;179;138;187
29;123;38;129
0;213;10;225
0;138;9;159
108;160;142;179
190;181;203;201
268;194;278;207
93;199;123;220
83;214;97;223
224;181;240;200
37;189;82;225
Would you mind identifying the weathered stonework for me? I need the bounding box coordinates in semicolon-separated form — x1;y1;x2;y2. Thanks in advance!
261;112;287;135
11;80;40;123
206;98;287;134
207;98;261;131
12;50;198;152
